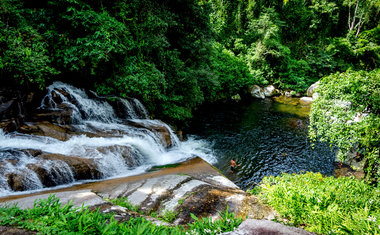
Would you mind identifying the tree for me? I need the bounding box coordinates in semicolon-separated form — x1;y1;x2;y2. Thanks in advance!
309;69;380;184
344;0;380;38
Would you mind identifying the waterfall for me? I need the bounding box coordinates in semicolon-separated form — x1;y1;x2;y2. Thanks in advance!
0;82;216;196
132;98;150;119
119;98;149;119
40;81;118;123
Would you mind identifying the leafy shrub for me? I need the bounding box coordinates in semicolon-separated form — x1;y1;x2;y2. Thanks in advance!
209;42;255;99
161;210;178;223
309;69;380;183
0;195;242;234
187;207;243;235
108;196;139;212
252;172;380;234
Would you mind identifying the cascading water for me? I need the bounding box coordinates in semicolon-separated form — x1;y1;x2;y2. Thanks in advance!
0;82;216;196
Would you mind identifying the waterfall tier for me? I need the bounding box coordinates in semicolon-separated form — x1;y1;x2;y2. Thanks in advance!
0;82;215;196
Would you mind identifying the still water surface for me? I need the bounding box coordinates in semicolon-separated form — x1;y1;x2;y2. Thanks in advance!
187;97;335;190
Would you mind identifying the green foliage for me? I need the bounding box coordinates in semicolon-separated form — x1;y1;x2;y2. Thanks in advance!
187;207;243;234
209;42;255;100
0;195;113;234
161;210;178;223
0;194;242;235
252;172;380;234
108;197;139;212
0;0;379;124
309;69;380;183
0;0;58;88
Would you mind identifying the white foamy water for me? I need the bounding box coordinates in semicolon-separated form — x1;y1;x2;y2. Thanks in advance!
0;82;216;196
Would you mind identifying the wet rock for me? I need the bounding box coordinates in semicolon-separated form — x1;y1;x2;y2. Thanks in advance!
176;130;184;141
0;119;19;133
300;97;313;106
248;85;265;99
1;158;276;229
5;158;20;166
334;162;364;180
221;219;315;235
96;173;274;225
38;153;101;180
18;122;72;141
21;149;42;157
26;164;57;187
18;122;73;141
32;108;73;125
96;145;140;167
126;120;173;148
0;87;42;132
0;226;36;235
287;118;307;129
285;90;295;97
307;81;320;97
6;173;27;192
263;85;279;97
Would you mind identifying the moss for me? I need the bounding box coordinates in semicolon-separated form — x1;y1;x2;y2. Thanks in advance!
148;163;181;172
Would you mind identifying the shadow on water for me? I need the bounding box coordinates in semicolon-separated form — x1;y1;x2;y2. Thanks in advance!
186;98;335;190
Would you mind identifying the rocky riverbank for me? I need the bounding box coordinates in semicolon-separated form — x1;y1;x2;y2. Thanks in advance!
0;157;315;234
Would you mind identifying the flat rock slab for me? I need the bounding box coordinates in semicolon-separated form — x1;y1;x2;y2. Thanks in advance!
222;219;315;235
0;158;275;225
0;226;36;235
0;190;104;210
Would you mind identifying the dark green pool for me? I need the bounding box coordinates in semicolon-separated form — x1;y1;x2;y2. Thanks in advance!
186;97;335;190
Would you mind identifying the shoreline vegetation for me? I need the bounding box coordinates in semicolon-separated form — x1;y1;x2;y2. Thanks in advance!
1;172;378;234
0;194;242;234
250;172;380;234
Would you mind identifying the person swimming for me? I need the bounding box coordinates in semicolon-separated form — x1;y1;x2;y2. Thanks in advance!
230;158;240;174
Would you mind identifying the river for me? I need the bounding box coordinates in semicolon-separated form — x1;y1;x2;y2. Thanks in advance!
186;97;335;190
0;82;335;196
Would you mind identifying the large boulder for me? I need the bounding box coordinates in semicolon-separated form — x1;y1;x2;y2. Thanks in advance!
2;157;311;234
18;122;72;141
6;173;28;192
32;108;73;125
300;97;313;106
38;153;101;180
248;85;265;99
26;164;57;187
307;81;320;97
0;91;24;132
263;85;279;97
126;120;175;148
0;87;42;133
94;158;275;225
96;145;140;167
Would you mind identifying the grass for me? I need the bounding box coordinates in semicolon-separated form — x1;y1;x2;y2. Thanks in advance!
107;197;139;212
0;195;242;234
161;210;178;223
110;197;179;223
249;172;380;234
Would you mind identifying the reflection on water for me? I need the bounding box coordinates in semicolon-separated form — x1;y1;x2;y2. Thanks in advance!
187;97;335;190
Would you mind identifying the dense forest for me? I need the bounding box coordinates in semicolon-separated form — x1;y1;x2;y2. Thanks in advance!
1;0;378;121
0;1;379;180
